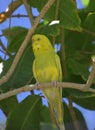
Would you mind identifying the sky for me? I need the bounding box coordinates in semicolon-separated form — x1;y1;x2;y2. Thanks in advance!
0;0;95;130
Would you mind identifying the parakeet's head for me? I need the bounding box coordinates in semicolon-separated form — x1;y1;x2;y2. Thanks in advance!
32;34;53;55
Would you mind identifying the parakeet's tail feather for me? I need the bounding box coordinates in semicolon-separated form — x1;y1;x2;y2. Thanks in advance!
59;124;65;130
49;102;65;130
43;88;65;130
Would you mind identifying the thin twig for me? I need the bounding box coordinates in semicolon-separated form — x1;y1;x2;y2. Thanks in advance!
23;0;34;25
83;28;95;36
52;0;60;44
0;40;12;57
0;49;5;54
60;28;67;78
68;97;80;130
4;0;13;60
0;0;56;86
0;82;95;101
0;0;22;23
84;60;95;90
11;14;29;18
55;0;60;19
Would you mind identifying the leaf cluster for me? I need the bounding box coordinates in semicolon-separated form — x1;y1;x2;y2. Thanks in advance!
0;0;95;129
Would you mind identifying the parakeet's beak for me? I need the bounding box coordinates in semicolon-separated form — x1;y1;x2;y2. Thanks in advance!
32;40;41;52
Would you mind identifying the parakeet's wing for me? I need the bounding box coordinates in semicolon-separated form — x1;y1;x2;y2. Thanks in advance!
33;60;38;81
55;54;62;81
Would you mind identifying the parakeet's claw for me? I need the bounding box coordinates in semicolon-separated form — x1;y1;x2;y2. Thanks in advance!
35;82;40;89
52;81;57;87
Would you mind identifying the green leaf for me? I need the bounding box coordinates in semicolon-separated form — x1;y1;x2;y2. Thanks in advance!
0;96;18;116
81;0;90;7
63;102;87;130
29;0;55;21
63;88;95;99
41;123;57;130
63;103;73;123
35;23;60;37
0;45;34;92
83;12;95;32
67;58;89;81
40;105;51;123
65;30;95;57
6;95;42;130
85;0;95;12
73;97;95;110
3;27;28;52
73;107;87;130
0;58;3;62
59;0;81;31
63;76;95;99
29;0;81;31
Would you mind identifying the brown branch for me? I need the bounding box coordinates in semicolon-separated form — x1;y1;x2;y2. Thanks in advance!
68;97;80;130
55;0;60;19
0;40;12;57
52;0;60;44
23;0;34;25
0;82;95;101
60;28;67;78
0;0;23;23
0;0;56;86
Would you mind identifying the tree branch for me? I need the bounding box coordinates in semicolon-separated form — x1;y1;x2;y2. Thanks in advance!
0;0;56;86
60;28;67;78
55;0;60;20
68;97;80;130
23;0;34;25
0;0;22;23
0;82;95;101
11;14;29;18
83;58;95;90
0;40;12;57
52;0;60;45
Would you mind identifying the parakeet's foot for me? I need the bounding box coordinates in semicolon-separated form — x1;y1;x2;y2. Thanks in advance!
52;81;57;87
35;82;40;89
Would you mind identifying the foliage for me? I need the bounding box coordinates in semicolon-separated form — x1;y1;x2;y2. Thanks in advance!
0;0;95;130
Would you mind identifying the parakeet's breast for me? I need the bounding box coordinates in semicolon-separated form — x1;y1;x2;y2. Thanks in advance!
36;66;59;82
34;54;59;82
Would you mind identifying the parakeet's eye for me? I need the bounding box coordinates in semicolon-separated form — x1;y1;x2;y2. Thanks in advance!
37;38;40;40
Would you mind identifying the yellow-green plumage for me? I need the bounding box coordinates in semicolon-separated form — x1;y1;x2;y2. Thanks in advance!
32;34;65;130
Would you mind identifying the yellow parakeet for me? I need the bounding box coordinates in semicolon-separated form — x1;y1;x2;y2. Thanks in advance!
32;34;65;130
